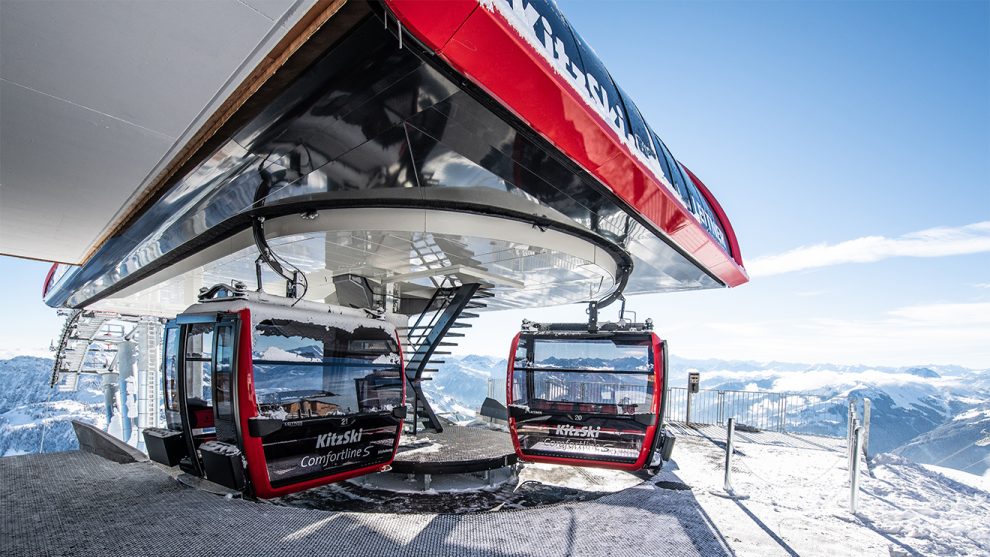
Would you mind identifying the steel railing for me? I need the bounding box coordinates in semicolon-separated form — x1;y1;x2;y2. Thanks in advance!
664;387;844;436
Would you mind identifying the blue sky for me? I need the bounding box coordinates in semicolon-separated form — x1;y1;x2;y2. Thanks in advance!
1;0;988;367
461;0;990;367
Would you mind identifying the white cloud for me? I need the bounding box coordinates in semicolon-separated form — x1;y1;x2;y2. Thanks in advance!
748;221;990;277
888;302;990;326
673;301;990;368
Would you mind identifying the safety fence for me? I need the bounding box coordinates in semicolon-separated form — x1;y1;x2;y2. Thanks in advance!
715;395;872;515
664;387;844;436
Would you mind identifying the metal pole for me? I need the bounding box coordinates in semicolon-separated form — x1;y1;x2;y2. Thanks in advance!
102;374;118;434
847;399;855;459
781;394;788;433
668;387;674;422
862;398;871;460
848;416;858;481
777;394;783;432
848;399;856;438
686;389;693;426
717;391;724;425
851;425;863;513
724;417;736;493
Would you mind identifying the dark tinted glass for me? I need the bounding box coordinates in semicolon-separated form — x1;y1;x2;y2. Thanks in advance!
525;0;587;89
570;31;627;134
649;131;675;191
252;319;402;420
511;337;655;412
214;324;235;423
678;164;730;253
530;338;651;370
617;91;660;167
655;138;690;203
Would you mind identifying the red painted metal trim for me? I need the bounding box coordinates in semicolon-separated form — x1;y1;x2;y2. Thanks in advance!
42;263;58;298
235;308;270;496
682;165;746;270
382;0;477;52
384;0;749;288
506;332;524;459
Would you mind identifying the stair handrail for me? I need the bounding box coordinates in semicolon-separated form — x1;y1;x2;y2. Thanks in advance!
405;276;456;347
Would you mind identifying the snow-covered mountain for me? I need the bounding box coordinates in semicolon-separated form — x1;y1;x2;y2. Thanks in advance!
3;352;987;476
0;356;105;456
893;405;990;475
425;354;507;408
424;354;990;474
667;357;990;456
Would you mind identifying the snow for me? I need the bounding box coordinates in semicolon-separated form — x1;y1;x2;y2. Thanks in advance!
921;463;990;493
398;441;443;456
867;454;990;554
669;432;990;556
257;408;289;420
257;346;311;362
0;356;108;456
518;461;641;493
954;407;990;422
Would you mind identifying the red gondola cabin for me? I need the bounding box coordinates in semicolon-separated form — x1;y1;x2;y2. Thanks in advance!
144;284;406;498
507;323;674;471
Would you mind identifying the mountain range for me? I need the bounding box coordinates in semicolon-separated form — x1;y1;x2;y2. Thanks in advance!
1;354;987;476
420;353;990;475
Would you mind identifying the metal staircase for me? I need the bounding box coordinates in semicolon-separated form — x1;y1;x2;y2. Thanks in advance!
401;280;494;434
50;310;134;391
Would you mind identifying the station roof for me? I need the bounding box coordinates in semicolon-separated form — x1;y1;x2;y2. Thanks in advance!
3;1;747;315
0;0;320;264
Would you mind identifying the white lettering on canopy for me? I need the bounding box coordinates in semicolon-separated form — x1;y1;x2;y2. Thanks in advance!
478;0;731;253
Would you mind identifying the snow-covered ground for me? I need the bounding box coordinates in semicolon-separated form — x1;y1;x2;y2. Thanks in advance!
923;462;990;493
670;431;990;556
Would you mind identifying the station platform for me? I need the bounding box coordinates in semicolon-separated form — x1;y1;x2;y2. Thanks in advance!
392;424;517;475
1;451;729;556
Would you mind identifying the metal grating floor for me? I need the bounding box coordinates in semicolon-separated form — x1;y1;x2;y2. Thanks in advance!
393;425;517;474
1;451;730;556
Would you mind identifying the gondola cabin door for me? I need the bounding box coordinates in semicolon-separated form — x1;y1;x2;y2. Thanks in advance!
507;331;667;471
161;314;239;477
151;289;406;498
